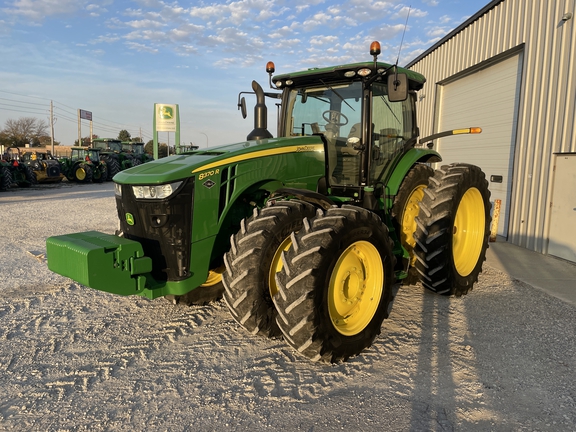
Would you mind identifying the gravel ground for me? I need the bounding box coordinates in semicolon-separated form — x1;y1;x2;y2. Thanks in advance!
0;182;575;431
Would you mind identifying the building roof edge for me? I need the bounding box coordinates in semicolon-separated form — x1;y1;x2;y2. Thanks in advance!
405;0;505;68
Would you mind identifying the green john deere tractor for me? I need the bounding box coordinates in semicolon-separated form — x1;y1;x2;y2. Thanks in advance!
59;147;108;183
47;41;492;362
121;142;154;165
2;147;37;188
92;138;136;180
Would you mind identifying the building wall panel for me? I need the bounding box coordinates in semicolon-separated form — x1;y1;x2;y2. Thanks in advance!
408;0;576;255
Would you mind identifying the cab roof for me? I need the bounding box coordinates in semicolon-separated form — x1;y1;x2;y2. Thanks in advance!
272;61;426;91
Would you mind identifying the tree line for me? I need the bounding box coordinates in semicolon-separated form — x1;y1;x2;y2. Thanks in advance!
0;116;151;148
0;117;53;147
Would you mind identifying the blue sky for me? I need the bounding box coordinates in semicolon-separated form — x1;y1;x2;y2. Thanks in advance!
0;0;490;148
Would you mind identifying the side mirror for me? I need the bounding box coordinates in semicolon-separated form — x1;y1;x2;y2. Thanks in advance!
239;97;247;119
387;73;408;102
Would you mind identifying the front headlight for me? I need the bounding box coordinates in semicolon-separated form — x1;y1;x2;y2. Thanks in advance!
114;183;122;196
132;181;183;199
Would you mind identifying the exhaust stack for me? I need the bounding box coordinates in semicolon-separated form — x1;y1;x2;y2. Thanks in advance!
247;80;273;141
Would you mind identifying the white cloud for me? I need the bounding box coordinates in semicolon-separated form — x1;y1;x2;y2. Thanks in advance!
439;14;453;24
2;0;85;21
86;4;108;17
310;35;339;46
426;26;452;38
125;41;158;53
90;34;121;44
124;18;165;29
268;25;297;39
89;48;106;56
175;44;198;55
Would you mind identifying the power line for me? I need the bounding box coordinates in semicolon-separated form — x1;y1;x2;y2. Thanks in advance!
53;104;153;138
1;90;153;139
1;94;156;145
0;104;48;116
0;89;53;102
0;96;47;107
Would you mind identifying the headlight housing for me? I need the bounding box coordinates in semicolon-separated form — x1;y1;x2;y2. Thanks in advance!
130;181;183;199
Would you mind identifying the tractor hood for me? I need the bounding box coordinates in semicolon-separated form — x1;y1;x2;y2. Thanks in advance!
113;135;325;185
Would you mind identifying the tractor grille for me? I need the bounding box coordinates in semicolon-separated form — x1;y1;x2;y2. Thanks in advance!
115;179;194;282
218;164;237;220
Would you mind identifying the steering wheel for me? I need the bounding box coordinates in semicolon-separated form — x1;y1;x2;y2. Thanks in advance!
322;110;348;127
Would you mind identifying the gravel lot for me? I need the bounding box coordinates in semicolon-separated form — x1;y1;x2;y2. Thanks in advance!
0;182;575;431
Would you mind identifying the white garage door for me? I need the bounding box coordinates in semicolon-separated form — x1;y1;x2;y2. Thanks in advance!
435;53;523;237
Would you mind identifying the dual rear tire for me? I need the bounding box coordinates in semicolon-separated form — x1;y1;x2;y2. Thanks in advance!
391;164;434;285
413;163;491;296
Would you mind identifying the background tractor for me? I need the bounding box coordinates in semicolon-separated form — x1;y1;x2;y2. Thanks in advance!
21;150;65;183
92;138;136;180
47;42;492;363
121;141;154;165
1;147;37;188
59;147;107;183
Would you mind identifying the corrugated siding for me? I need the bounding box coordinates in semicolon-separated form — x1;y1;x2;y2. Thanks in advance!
408;0;576;254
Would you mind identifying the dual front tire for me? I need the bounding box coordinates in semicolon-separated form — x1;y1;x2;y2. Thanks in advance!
223;202;397;362
222;200;316;338
273;206;396;362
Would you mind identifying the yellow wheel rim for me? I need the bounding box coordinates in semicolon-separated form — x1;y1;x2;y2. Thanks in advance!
268;236;292;298
453;188;485;277
76;168;86;180
328;241;383;336
401;184;427;265
201;265;225;287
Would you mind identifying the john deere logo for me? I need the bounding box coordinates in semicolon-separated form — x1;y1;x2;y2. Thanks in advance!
125;213;135;226
159;106;174;119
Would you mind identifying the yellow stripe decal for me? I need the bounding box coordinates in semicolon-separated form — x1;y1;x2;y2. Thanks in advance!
191;144;325;173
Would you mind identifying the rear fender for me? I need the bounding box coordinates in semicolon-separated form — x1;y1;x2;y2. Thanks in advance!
384;148;441;209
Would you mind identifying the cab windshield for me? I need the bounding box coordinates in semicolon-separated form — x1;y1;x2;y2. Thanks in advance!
284;81;361;186
283;80;415;186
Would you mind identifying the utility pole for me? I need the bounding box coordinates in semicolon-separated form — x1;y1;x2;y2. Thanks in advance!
77;109;81;146
50;100;55;155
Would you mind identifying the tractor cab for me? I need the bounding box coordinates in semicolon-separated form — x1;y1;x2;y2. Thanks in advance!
266;42;425;203
92;139;122;153
71;147;100;164
280;79;416;192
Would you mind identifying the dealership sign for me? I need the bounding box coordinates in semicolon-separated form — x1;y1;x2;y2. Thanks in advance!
80;109;92;121
155;104;178;132
152;103;180;160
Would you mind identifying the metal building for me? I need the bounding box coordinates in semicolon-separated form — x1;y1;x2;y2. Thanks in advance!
406;0;576;263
